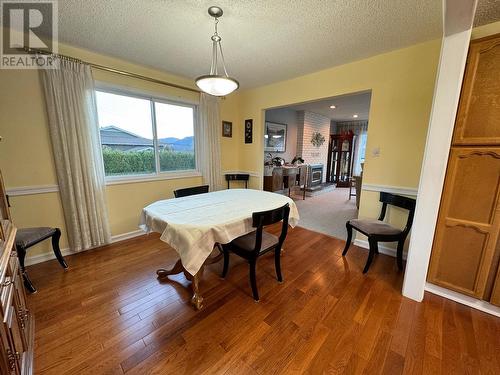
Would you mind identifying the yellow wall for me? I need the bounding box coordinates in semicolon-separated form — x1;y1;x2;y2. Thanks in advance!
236;40;441;246
0;42;241;258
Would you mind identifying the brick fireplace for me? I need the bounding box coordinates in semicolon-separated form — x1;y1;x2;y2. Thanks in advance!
307;163;324;188
296;111;330;182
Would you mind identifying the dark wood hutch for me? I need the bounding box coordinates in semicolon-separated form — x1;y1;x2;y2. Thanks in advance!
326;131;355;187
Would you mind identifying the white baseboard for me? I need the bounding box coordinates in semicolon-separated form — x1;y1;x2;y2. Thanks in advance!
425;282;500;317
353;239;407;260
24;229;146;266
110;229;145;243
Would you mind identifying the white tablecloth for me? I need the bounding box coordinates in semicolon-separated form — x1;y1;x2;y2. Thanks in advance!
139;189;300;275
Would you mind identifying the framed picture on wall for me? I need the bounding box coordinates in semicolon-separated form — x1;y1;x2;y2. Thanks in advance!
244;119;253;144
222;121;232;137
264;121;287;152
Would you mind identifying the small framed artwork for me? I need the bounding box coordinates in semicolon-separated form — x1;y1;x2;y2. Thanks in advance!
244;119;253;144
222;121;232;137
264;121;287;152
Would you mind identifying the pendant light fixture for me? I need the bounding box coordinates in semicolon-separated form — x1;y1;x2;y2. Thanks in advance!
195;6;239;96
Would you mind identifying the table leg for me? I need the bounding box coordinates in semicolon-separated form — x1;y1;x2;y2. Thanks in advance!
181;265;204;310
156;259;206;310
156;244;223;310
156;259;183;280
190;270;203;310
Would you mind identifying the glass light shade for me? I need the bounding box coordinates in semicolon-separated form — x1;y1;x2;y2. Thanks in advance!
195;75;239;96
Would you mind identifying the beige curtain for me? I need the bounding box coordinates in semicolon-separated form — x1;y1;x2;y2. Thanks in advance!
40;58;111;251
195;93;224;191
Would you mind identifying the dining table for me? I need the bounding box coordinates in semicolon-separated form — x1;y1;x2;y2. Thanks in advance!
139;188;300;309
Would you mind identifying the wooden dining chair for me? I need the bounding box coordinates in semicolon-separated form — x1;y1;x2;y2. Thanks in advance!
221;203;290;301
342;192;416;273
173;185;209;198
16;227;68;293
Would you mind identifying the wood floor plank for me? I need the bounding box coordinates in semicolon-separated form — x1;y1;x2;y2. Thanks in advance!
24;226;500;375
389;297;417;357
250;320;305;375
471;308;500;375
440;299;463;375
362;330;392;375
381;350;405;375
65;338;146;375
202;321;271;375
402;302;426;375
281;323;330;374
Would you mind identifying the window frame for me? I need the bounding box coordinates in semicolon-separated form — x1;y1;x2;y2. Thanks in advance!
94;84;200;185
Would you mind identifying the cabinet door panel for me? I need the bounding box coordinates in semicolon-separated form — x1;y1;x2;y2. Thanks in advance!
490;266;500;306
453;37;500;145
428;147;500;298
447;151;500;223
433;225;488;294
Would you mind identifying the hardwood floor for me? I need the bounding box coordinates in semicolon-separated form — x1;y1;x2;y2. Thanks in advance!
27;226;500;374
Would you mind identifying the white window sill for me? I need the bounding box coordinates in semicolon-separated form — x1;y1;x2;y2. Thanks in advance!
105;170;202;186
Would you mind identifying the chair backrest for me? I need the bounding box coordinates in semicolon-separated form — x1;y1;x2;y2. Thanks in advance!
378;192;416;234
173;185;209;198
251;203;290;254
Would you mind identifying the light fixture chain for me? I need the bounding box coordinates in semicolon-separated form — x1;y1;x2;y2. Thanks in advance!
210;39;218;75
218;40;229;77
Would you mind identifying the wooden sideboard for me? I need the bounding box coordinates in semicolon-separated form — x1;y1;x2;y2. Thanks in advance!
264;166;308;193
0;171;34;374
264;167;284;192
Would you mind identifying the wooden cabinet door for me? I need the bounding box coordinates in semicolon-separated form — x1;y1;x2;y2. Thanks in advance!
427;147;500;298
490;266;500;306
452;36;500;145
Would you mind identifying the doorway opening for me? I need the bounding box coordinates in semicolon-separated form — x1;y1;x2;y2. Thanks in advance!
262;91;372;239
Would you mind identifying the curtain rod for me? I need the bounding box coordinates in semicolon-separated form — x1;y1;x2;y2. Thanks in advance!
21;47;201;94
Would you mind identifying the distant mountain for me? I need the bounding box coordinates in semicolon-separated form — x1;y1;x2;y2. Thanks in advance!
159;136;194;152
99;126;194;152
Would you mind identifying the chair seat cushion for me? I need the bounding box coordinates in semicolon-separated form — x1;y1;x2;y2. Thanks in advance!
349;219;402;236
232;230;279;252
16;227;57;249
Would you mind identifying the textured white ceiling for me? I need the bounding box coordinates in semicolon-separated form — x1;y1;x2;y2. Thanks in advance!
286;92;372;121
55;1;447;88
474;0;500;26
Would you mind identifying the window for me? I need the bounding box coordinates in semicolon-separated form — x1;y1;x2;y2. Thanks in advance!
354;132;368;175
155;101;195;172
95;90;196;178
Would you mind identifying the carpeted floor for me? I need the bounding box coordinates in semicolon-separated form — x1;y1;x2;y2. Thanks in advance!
291;187;358;240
